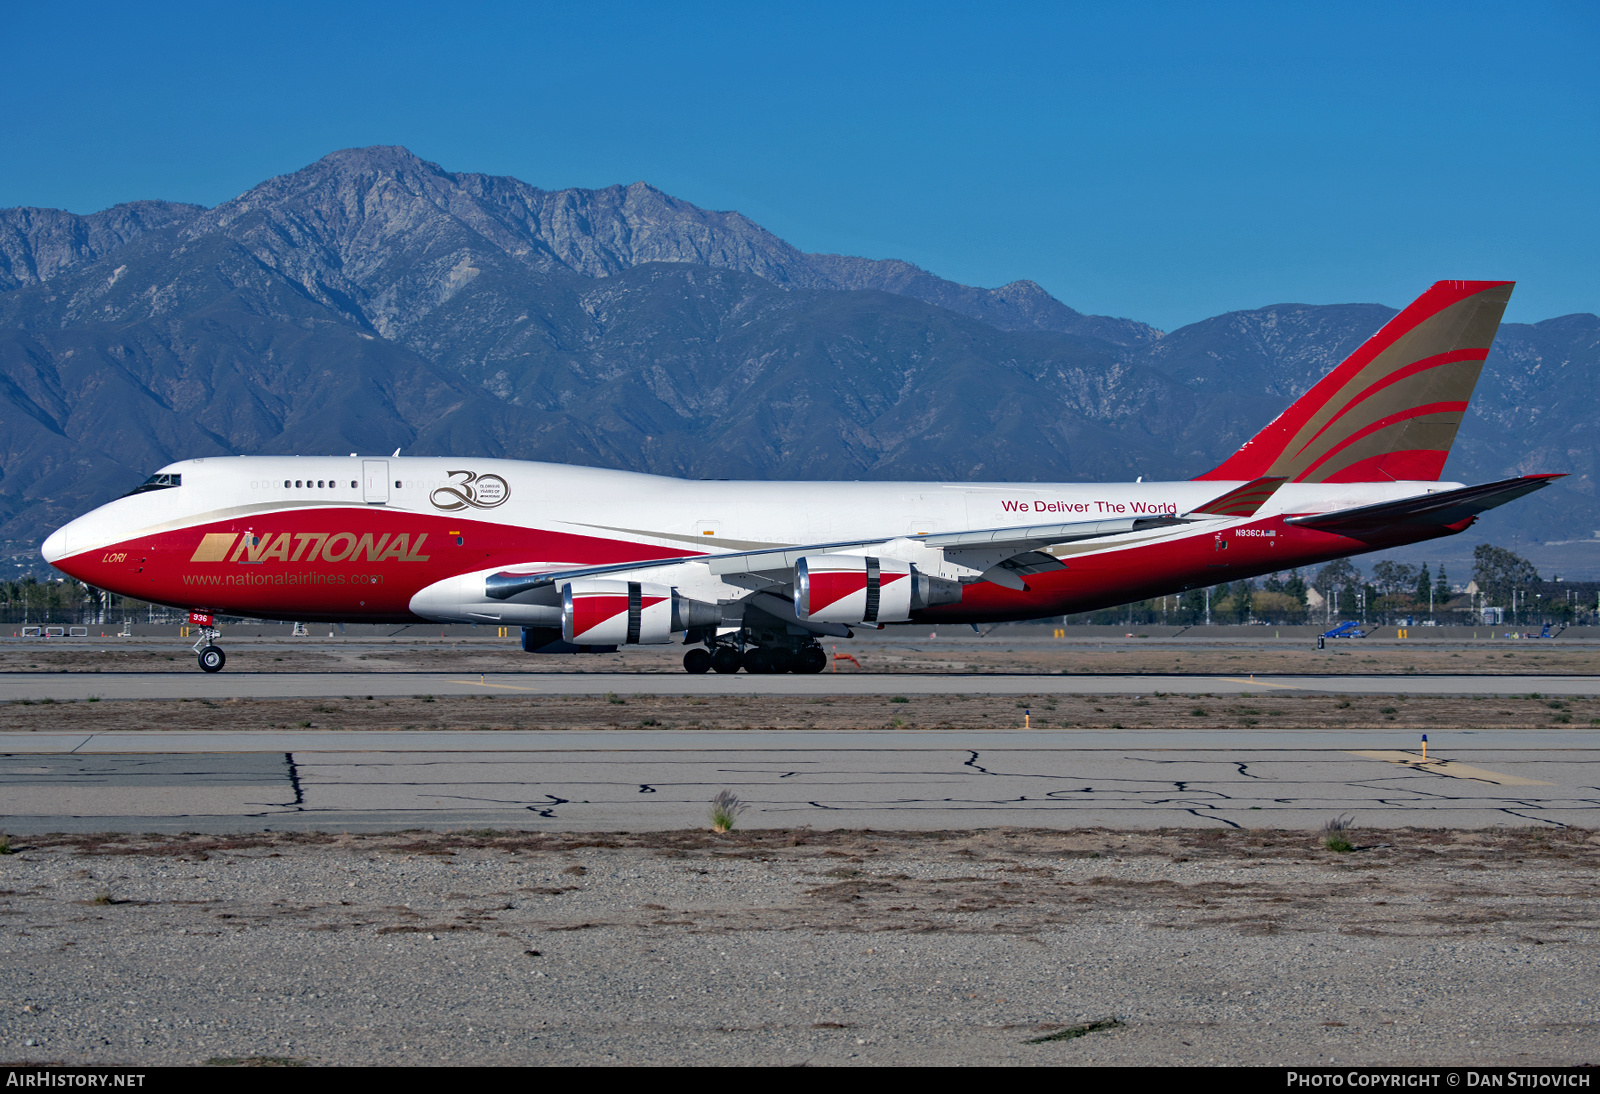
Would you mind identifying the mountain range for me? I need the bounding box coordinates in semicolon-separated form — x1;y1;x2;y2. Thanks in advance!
1;146;1595;577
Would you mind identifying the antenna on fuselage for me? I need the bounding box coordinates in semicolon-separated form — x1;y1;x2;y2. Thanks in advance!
392;448;401;457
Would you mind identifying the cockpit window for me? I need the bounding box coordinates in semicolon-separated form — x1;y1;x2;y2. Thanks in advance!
124;473;182;497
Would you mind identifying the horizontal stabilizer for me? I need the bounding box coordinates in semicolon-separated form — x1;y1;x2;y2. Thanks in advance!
1284;474;1562;536
1185;476;1287;518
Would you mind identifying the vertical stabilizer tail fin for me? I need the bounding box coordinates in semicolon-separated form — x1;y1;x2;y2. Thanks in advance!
1196;280;1514;483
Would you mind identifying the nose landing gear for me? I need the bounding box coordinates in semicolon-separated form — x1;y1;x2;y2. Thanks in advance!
191;626;226;673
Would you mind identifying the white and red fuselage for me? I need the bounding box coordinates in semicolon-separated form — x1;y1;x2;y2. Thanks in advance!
40;456;1456;626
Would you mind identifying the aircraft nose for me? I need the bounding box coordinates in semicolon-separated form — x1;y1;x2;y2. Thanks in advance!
41;523;75;565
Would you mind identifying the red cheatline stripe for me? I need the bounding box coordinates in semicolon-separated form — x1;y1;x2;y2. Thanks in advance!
1288;348;1488;462
1295;401;1467;482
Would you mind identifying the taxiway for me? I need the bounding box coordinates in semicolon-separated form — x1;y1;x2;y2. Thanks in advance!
2;728;1593;832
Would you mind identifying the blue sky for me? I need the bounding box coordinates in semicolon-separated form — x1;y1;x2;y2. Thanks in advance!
4;1;1596;331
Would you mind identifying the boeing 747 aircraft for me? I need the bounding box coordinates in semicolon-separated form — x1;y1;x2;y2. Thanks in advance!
42;280;1556;673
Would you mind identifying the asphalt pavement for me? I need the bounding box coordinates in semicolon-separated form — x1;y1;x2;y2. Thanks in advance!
2;727;1593;833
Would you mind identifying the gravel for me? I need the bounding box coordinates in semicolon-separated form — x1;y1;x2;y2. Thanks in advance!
0;827;1595;1066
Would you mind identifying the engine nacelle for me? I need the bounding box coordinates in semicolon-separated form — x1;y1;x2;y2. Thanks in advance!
795;555;914;624
520;626;616;654
561;580;721;645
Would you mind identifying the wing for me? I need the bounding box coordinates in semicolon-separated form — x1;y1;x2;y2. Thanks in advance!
484;477;1288;600
484;516;1170;600
1284;474;1562;537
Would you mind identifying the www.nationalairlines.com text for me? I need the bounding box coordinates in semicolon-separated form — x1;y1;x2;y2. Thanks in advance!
182;572;384;586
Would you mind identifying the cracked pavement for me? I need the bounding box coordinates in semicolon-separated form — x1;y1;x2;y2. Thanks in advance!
1;732;1595;831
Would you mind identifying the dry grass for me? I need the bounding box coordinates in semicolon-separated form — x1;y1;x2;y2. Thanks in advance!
14;826;1597;942
5;634;1600;678
1;690;1595;734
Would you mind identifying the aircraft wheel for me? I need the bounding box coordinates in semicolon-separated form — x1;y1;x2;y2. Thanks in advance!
198;645;226;673
799;646;828;674
683;648;712;674
769;649;796;674
742;648;772;674
710;647;742;674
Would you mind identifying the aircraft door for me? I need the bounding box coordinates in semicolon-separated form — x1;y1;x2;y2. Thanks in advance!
363;460;390;504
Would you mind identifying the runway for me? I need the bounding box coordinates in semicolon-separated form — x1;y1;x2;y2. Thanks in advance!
2;728;1594;833
4;670;1600;701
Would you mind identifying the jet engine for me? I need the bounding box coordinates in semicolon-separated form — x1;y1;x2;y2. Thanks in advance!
794;555;963;623
795;555;914;623
561;579;721;645
520;627;616;654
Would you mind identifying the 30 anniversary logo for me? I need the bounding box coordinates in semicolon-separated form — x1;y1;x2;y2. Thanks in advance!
430;470;510;511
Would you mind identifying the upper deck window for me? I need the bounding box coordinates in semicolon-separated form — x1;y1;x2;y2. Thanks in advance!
123;473;182;497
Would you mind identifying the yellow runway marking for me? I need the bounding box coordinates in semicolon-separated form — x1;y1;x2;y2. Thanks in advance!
1347;750;1552;786
451;679;540;692
1214;677;1299;690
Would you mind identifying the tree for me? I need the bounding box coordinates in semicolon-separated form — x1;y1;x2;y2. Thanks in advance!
1314;558;1362;595
1283;570;1308;606
1415;564;1432;606
1472;545;1539;607
1179;587;1205;624
1231;579;1253;622
1435;566;1450;604
1250;590;1305;622
1372;560;1420;597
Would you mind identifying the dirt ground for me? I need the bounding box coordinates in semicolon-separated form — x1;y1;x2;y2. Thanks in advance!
4;635;1600;676
18;823;1599;938
2;690;1596;735
0;826;1594;1066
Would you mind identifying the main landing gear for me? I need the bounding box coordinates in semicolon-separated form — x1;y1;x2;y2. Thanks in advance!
682;638;827;674
192;626;226;673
